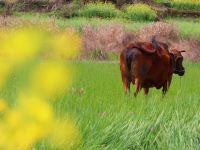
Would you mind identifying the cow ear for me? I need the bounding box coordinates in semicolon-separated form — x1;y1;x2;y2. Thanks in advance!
170;53;176;68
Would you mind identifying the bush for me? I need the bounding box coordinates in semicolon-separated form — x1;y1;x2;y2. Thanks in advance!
78;2;121;18
124;3;157;21
155;0;171;3
89;48;108;60
57;3;80;18
170;0;200;10
82;24;125;56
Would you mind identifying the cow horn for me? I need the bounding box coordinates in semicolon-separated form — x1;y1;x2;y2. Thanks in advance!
180;50;186;53
151;36;158;50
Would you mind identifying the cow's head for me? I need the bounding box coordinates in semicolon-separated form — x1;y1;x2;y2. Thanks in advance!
170;49;185;76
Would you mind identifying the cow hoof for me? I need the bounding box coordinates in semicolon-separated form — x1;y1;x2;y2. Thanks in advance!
134;93;137;97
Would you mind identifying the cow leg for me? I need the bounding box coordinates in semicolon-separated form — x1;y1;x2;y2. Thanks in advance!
163;76;173;96
162;87;167;96
144;87;149;96
123;78;131;95
121;74;131;95
134;78;141;97
120;58;131;95
162;81;169;96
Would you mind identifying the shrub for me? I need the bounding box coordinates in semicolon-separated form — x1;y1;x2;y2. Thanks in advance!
78;2;121;18
82;24;125;54
89;48;108;60
57;3;80;18
155;0;171;3
124;3;157;21
136;22;180;43
170;0;200;10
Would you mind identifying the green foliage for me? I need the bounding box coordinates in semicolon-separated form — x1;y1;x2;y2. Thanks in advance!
78;2;121;18
170;0;200;10
124;3;157;21
166;17;200;38
88;49;108;60
6;60;198;149
155;0;171;3
60;61;200;150
57;4;80;18
0;6;5;14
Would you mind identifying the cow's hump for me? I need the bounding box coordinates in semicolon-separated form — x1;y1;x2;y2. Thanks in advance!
127;42;156;54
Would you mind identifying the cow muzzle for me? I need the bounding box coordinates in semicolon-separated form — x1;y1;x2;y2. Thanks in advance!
175;68;185;76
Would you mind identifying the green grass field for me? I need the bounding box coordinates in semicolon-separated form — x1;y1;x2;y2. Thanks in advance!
1;13;200;149
3;60;199;149
66;61;200;150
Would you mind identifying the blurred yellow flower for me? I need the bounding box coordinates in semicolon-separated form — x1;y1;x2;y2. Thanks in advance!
0;98;7;112
18;94;54;124
31;61;72;98
1;28;44;64
0;61;11;87
0;26;81;149
49;119;80;148
1;95;54;150
53;30;82;58
6;110;22;129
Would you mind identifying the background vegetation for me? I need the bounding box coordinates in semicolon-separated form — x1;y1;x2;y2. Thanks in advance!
124;3;157;21
1;0;200;149
170;0;200;10
78;2;121;18
2;60;199;149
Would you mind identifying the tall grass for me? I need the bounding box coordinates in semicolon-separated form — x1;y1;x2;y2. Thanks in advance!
60;61;200;149
124;3;157;21
155;0;171;3
166;17;200;38
78;2;121;18
4;60;199;149
171;0;200;10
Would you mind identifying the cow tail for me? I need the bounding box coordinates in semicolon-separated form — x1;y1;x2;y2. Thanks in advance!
120;49;130;77
125;48;134;72
120;48;135;77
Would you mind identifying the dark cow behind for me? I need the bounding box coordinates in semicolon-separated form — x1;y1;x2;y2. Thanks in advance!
120;37;185;96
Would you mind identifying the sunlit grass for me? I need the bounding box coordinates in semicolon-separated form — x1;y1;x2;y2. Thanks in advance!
171;0;200;10
5;60;197;149
166;17;200;38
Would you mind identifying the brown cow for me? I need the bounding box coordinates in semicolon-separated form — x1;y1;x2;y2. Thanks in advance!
120;37;185;96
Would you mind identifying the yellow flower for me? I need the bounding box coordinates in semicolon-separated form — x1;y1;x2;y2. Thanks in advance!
0;27;80;149
49;119;80;148
0;99;7;112
2;95;54;149
0;61;12;88
0;123;7;150
31;61;72;98
53;30;82;58
19;94;54;124
5;110;22;129
1;28;45;64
